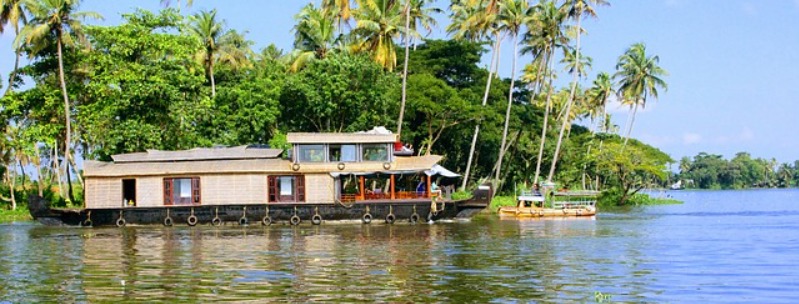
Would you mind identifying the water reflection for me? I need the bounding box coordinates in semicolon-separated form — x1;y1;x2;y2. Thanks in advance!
4;191;799;303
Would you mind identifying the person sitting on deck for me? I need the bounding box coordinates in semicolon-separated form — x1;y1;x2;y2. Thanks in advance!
431;181;441;197
416;181;426;196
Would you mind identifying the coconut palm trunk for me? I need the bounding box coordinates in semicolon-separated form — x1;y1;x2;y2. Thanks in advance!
533;51;555;184
55;29;75;201
495;32;519;184
461;34;501;190
623;93;644;147
4;23;22;97
397;0;411;135
547;17;582;182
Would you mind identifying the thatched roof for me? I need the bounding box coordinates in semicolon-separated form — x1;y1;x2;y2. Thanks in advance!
111;145;282;163
85;159;293;177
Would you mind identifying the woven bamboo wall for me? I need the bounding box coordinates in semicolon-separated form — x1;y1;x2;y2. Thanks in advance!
85;178;122;209
304;174;335;203
202;174;267;205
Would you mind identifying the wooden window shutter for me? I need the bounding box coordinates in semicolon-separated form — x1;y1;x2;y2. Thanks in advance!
268;176;277;202
192;177;201;204
164;179;173;205
296;175;305;202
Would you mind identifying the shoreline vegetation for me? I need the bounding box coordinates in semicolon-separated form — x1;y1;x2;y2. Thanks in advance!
0;0;710;217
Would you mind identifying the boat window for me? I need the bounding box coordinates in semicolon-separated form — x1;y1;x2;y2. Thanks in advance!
268;175;306;202
329;144;357;162
164;177;200;205
297;144;325;163
362;144;389;162
122;179;136;207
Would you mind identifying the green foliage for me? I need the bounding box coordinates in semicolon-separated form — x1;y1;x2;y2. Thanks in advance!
0;205;31;223
78;9;211;159
490;195;516;211
677;152;796;189
279;53;398;132
598;187;682;207
590;138;672;205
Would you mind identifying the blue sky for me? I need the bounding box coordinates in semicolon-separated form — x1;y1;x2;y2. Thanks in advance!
2;0;798;164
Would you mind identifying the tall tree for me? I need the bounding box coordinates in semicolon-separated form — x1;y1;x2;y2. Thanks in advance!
522;0;569;185
290;3;338;72
547;0;608;183
397;0;439;136
614;42;667;146
448;0;502;190
1;0;27;96
494;0;532;187
187;9;225;97
17;0;101;201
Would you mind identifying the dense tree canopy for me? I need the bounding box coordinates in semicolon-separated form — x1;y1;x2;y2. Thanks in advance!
0;1;715;211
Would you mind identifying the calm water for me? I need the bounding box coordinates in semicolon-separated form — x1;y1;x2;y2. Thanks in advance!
2;189;799;303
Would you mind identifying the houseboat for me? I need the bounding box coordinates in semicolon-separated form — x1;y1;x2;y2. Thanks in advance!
29;129;491;227
497;183;597;218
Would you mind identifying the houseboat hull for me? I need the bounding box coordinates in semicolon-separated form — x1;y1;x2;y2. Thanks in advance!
29;191;491;227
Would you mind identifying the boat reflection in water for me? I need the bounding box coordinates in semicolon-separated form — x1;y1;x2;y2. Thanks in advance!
75;224;449;302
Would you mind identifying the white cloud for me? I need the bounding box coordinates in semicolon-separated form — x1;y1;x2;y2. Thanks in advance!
683;133;702;145
714;127;754;144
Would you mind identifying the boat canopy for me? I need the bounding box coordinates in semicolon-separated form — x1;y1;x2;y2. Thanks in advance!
329;164;460;178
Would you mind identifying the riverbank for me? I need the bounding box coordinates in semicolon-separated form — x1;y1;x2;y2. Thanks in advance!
0;206;32;223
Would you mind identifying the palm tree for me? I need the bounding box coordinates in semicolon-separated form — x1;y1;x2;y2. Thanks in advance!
546;0;608;183
352;0;403;71
448;0;502;191
1;0;27;96
614;42;667;146
217;29;254;71
17;0;101;201
290;4;338;71
586;72;613;133
494;0;533;187
322;0;353;34
187;9;226;97
522;0;569;185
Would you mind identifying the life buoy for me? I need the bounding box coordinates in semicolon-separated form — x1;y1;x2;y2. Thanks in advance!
83;211;93;227
164;217;174;226
362;213;372;224
116;217;126;227
337;162;345;170
538;210;544;217
385;213;396;224
410;213;420;223
312;214;322;225
382;162;391;170
212;217;222;226
262;216;272;226
577;209;583;216
187;215;198;226
292;163;301;171
239;217;248;226
290;215;301;225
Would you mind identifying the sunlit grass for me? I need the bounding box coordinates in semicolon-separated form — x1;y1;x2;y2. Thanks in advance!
0;206;32;223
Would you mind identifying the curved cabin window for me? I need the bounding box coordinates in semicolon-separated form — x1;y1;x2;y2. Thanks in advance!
297;144;325;163
164;177;200;205
329;144;357;162
362;144;389;162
